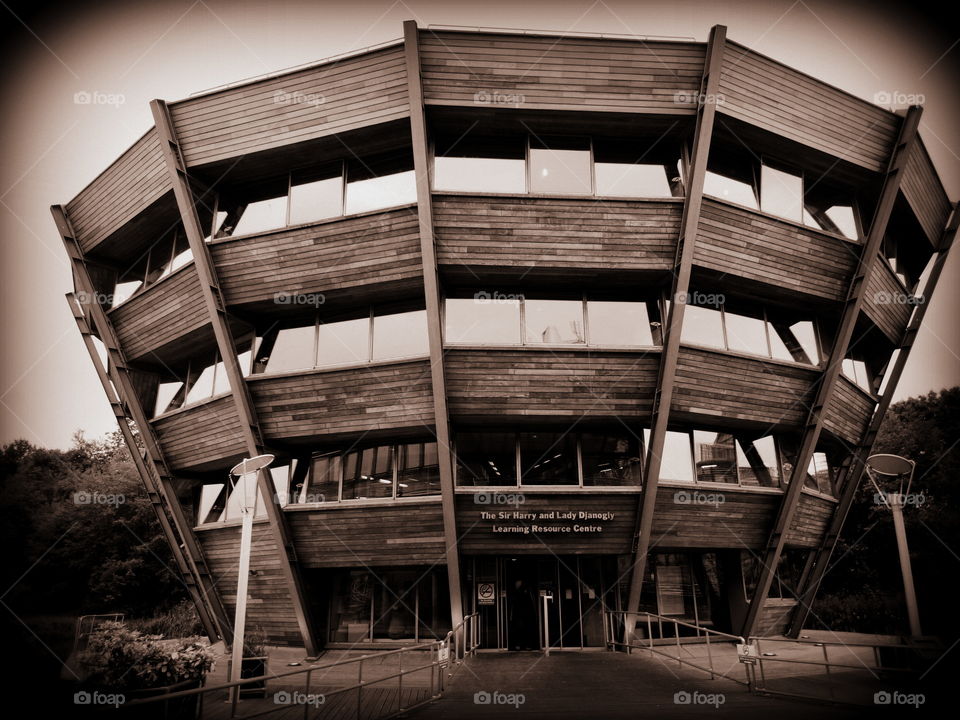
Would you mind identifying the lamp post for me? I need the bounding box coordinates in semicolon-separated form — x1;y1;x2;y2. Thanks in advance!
864;453;921;638
227;454;274;702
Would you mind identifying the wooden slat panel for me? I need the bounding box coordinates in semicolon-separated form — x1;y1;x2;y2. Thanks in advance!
863;258;913;342
169;46;409;167
455;493;637;554
695;198;856;301
673;346;818;427
785;492;835;548
434;195;680;273
287;502;446;567
250;359;434;441
151;395;246;470
420;31;706;113
66;129;171;253
651;486;779;548
756;598;797;636
445;349;660;419
108;266;207;361
197;523;302;645
901;138;951;245
717;43;899;171
211;208;422;306
823;376;875;445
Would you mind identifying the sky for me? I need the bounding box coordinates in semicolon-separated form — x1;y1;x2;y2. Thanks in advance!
1;0;958;449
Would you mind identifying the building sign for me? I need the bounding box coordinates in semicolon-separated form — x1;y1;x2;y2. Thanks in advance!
477;582;496;605
477;508;617;535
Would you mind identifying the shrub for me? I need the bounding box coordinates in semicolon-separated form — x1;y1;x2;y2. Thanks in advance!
129;600;202;638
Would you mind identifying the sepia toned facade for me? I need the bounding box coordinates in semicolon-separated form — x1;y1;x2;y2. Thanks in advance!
53;21;956;654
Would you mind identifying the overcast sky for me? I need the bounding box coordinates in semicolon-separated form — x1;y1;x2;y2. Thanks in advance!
1;0;957;449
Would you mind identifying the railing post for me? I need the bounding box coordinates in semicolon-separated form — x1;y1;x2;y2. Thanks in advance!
705;631;714;679
356;658;363;720
398;650;404;713
303;668;312;720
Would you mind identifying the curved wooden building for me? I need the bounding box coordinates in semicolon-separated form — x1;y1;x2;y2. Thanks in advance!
55;22;956;652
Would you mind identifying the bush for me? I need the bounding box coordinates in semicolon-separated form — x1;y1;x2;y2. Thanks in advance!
809;591;900;634
129;600;202;639
80;621;214;691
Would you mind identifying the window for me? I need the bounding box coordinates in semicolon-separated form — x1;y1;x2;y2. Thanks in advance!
343;446;394;500
454;432;517;486
760;164;803;222
308;453;340;503
433;135;526;193
232;194;288;236
397;442;441;497
112;230;193;308
779;439;837;495
593;138;677;198
587;301;658;347
345;170;416;215
704;170;758;208
769;320;820;365
372;310;429;362
735;436;781;487
581;432;642;486
529;137;592;195
153;351;235;416
316;317;369;368
289;168;343;225
524;300;584;344
519;432;578;485
721;308;768;356
680;304;725;350
444;297;521;345
266;324;316;374
842;357;872;392
648;428;785;487
693;431;738;484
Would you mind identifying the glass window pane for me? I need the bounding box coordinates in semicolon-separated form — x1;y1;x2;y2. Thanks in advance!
524;299;584;344
212;359;230;395
289;176;343;224
519;432;578;485
761;165;803;222
444;298;520;344
736;436;781;487
587;301;653;346
581;432;642;486
317;318;369;368
646;429;694;482
824;206;858;239
269;465;291;507
398;442;440;497
154;380;184;416
112;280;143;307
345;171;416;214
530;140;592;195
266;325;316;374
807;452;833;494
680;305;725;349
185;362;215;404
434;156;526;193
372;310;428;361
723;310;768;356
198;484;225;524
693;431;738;483
704;171;757;208
308;454;340;503
595;163;671;198
769;320;819;364
342;446;393;499
233;196;287;235
455;433;516;486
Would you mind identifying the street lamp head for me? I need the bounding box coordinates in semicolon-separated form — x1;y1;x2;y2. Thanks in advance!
229;454;275;514
866;453;915;500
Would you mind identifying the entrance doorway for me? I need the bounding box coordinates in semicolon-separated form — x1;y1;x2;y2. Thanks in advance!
466;556;622;651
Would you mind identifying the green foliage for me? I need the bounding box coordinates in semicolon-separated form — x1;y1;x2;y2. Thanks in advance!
242;626;269;657
80;621;214;691
128;600;203;639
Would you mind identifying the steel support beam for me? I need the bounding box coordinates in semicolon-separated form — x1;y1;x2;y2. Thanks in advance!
740;105;923;638
150;100;319;656
403;19;464;630
624;25;727;632
788;202;958;636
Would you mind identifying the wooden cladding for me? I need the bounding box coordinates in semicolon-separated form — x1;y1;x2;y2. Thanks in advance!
651;486;779;549
433;195;680;275
210;208;423;307
286;501;446;567
249;359;435;442
785;492;836;548
756;598;797;636
420;31;706;113
823;376;875;445
445;349;660;420
901;139;951;245
717;43;899;172
672;346;818;427
151;395;246;470
66;129;171;253
108;267;207;362
168;45;409;167
454;492;637;555
197;523;302;645
695;199;856;301
863;259;913;342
